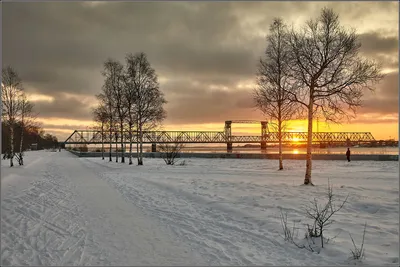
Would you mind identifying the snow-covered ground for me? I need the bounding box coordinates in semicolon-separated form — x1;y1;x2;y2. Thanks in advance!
1;151;399;265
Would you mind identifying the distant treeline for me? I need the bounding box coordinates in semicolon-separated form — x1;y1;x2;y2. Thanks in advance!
1;121;58;154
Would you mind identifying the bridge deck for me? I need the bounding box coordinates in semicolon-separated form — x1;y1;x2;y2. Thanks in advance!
64;130;376;145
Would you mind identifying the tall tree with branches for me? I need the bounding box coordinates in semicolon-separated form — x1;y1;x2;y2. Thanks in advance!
98;59;121;162
108;60;127;163
254;18;299;170
18;93;35;165
125;52;166;165
123;55;139;165
2;66;23;167
287;8;383;185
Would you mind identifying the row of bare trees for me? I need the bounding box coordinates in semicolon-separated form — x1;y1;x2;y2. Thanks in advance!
2;66;37;167
254;8;383;185
93;52;167;166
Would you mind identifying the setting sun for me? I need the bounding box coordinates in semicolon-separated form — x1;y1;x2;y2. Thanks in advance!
291;137;300;143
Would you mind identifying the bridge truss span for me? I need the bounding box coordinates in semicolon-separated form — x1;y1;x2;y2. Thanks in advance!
64;130;375;145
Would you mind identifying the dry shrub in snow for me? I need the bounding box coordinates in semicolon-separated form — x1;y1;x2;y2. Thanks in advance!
349;222;367;260
159;143;184;165
279;209;298;242
280;181;349;253
303;180;348;248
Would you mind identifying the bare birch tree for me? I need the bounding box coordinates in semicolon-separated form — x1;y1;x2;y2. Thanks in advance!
254;18;299;170
98;59;120;162
18;93;35;165
123;57;138;165
287;8;383;185
125;52;166;165
108;61;127;163
2;66;23;167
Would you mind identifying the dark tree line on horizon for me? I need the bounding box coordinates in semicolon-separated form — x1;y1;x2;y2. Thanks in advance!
1;121;59;154
2;66;59;167
254;8;383;185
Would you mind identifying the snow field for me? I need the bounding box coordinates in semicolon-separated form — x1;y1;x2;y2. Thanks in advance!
1;151;398;265
83;156;399;265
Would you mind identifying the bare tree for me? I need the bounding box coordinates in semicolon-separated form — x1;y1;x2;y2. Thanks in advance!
93;104;108;160
2;66;23;167
159;142;185;165
98;59;122;162
17;93;35;165
108;60;127;163
254;18;299;170
287;8;383;185
125;52;166;165
123;57;138;165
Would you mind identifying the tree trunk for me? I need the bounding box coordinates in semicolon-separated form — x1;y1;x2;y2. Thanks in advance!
278;120;283;170
109;125;112;161
304;99;314;185
136;129;140;165
19;122;25;165
138;124;143;165
120;120;125;163
115;132;119;162
129;127;133;165
101;123;104;160
10;123;14;167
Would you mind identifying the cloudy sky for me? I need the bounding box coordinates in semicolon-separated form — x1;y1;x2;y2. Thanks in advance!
3;1;399;141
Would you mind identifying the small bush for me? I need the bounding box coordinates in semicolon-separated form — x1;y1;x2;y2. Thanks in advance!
159;143;184;165
280;209;297;242
303;179;348;248
279;180;349;253
349;222;367;260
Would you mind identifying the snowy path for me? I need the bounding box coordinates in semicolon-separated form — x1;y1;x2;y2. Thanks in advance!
1;152;204;266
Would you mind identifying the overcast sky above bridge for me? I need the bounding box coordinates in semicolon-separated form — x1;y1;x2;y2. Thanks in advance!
3;1;399;140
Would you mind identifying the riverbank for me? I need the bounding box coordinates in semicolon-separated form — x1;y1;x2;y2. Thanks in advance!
68;150;399;161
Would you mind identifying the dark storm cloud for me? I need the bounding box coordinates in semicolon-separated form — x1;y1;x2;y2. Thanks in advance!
359;32;398;56
3;1;398;135
359;32;399;69
23;68;102;96
33;93;95;121
360;72;399;115
162;79;261;125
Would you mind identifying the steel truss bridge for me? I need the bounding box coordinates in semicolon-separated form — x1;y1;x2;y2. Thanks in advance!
64;120;376;152
64;130;375;144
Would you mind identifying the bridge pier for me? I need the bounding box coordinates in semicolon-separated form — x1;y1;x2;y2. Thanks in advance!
260;141;267;151
151;143;157;152
346;138;351;147
227;142;233;153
